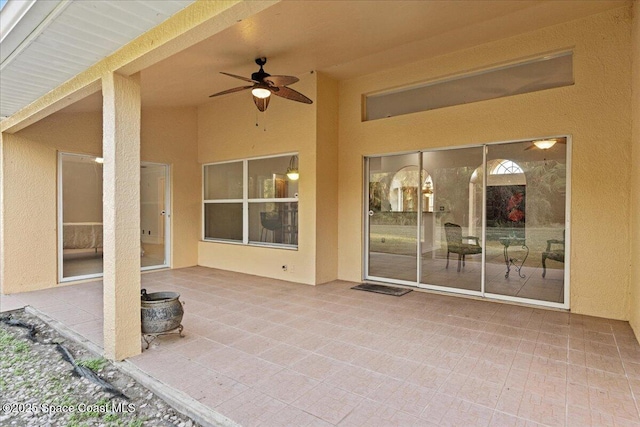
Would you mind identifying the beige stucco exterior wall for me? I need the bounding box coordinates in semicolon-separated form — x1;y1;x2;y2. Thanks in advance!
141;108;200;269
315;73;340;284
1;112;101;293
337;7;633;320
630;2;640;340
197;73;320;284
0;106;199;294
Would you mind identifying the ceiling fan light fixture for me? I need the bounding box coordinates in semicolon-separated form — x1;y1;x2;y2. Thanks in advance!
533;139;557;150
286;155;299;180
251;87;271;99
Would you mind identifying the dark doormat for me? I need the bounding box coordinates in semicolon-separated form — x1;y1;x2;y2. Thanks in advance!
351;283;412;296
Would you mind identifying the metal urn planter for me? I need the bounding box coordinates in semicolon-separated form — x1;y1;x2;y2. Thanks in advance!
141;289;184;349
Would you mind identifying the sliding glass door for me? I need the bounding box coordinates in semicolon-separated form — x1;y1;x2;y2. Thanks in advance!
364;137;569;308
59;154;171;282
367;154;419;283
484;140;568;304
59;153;105;280
420;147;484;294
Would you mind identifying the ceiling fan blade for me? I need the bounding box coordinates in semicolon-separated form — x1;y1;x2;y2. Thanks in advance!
524;145;536;150
209;85;253;98
265;75;299;87
253;95;270;112
220;72;259;84
271;86;313;104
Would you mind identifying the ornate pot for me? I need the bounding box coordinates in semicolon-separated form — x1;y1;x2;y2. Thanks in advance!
140;289;184;334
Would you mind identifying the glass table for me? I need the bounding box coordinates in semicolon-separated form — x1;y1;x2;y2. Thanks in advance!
499;236;529;278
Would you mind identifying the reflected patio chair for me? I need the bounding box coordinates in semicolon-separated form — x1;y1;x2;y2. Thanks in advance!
444;222;482;272
542;231;565;278
260;211;282;242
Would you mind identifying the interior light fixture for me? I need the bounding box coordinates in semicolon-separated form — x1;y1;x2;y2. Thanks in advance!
95;157;104;164
533;139;557;150
251;87;271;99
286;155;299;181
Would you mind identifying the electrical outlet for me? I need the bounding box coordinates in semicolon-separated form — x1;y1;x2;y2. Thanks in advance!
282;265;288;271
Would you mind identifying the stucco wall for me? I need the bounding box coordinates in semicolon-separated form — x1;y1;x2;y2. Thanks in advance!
0;106;199;293
315;73;340;284
141;108;200;270
630;2;640;339
197;73;320;284
337;7;633;320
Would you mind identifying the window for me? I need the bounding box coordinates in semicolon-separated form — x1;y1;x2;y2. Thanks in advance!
364;52;573;121
203;154;299;248
491;160;524;175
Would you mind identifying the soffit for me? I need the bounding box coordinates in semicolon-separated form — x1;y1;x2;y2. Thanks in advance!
139;0;629;109
0;0;196;118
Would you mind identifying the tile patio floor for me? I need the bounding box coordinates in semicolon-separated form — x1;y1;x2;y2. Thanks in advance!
1;267;639;426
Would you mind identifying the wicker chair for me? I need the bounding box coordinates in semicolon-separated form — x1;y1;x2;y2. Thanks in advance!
444;222;482;272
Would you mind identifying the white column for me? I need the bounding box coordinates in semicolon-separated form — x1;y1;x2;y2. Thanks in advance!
102;72;141;361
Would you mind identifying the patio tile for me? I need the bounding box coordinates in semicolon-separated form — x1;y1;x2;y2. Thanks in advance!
367;377;435;416
169;337;224;360
215;388;287;427
420;392;494;426
517;392;566;426
337;398;416;427
292;383;364;425
254;368;319;403
6;266;640;427
290;353;348;381
489;411;543;426
258;405;330;427
217;355;283;387
324;364;389;396
230;334;279;355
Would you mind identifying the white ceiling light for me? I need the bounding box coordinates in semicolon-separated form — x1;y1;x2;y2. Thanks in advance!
533;139;557;150
251;87;271;99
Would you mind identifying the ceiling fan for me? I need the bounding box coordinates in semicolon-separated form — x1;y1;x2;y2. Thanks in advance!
209;57;313;112
525;137;567;150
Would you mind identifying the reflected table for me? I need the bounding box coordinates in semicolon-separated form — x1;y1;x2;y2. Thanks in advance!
499;237;529;279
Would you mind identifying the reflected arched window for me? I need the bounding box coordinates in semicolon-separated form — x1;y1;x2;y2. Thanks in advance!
491;160;524;175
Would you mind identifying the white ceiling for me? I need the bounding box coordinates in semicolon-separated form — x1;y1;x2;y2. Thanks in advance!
0;0;195;118
1;0;629;117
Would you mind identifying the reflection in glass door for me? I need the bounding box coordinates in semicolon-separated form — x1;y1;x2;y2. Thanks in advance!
59;153;105;281
367;153;419;283
59;156;170;282
484;140;567;304
364;137;569;308
141;163;170;270
420;147;484;294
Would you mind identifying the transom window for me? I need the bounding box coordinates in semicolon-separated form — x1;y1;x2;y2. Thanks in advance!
203;154;299;249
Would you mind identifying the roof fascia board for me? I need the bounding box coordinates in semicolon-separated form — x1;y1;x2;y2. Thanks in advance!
0;0;280;133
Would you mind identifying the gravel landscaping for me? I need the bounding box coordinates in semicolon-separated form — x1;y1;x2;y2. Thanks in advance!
0;308;200;427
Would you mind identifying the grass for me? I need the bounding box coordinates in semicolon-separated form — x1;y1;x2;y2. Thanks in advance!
76;357;107;372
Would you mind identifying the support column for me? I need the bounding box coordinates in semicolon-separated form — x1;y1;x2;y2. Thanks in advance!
102;72;141;361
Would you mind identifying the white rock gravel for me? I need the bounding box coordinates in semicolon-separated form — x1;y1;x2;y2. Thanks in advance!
0;309;200;427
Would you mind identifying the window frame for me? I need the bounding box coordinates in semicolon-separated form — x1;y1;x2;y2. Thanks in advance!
202;153;299;250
